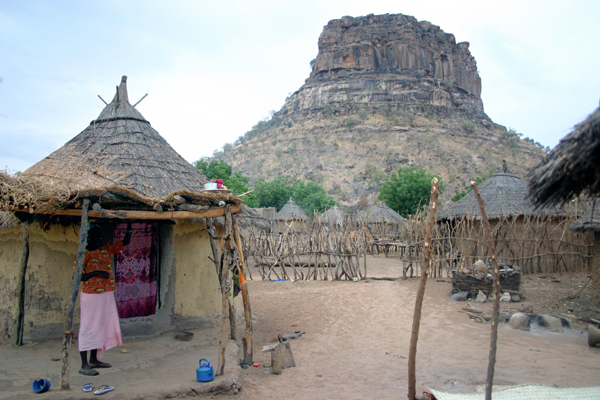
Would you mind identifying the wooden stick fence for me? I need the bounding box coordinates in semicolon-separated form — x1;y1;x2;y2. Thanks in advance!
240;203;592;281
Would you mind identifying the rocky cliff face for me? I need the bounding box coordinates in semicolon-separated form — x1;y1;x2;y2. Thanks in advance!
219;13;545;203
280;14;488;125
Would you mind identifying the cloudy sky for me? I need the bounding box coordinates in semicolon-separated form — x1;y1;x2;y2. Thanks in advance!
1;0;599;173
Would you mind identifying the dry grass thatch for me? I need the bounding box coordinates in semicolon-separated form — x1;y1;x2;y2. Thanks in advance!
273;198;309;221
528;106;600;207
364;203;406;224
438;170;569;221
0;76;245;215
570;201;600;232
319;205;345;225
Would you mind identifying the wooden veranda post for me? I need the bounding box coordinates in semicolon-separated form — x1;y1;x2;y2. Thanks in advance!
15;223;30;346
61;198;90;390
216;205;233;376
233;219;253;365
407;178;440;400
471;182;501;400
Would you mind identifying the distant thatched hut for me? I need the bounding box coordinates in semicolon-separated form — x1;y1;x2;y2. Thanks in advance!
528;106;600;304
360;203;405;237
272;198;310;233
0;76;243;342
438;165;580;273
319;205;346;226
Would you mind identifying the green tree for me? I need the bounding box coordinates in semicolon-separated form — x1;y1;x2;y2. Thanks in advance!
194;158;251;196
378;166;444;217
251;177;294;211
250;177;337;214
291;180;336;215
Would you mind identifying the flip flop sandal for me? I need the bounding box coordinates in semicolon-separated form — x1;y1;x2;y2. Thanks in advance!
79;369;99;376
94;385;113;395
89;362;112;368
83;383;93;392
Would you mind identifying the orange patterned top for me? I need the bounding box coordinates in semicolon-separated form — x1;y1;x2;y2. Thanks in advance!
75;242;124;294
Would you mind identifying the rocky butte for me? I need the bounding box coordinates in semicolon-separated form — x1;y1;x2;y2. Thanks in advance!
219;13;546;202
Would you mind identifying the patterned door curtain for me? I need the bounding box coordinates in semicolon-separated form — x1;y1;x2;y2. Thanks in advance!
113;222;159;319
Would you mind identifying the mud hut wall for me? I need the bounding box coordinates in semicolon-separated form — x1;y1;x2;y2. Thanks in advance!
0;223;79;341
0;226;31;340
172;221;221;328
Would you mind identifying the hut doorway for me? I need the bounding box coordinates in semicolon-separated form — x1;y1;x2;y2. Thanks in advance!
113;222;160;318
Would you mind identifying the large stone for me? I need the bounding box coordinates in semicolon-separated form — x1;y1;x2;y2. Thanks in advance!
509;313;530;331
536;315;564;332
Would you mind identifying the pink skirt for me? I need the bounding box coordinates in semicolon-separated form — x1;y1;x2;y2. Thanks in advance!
78;291;122;358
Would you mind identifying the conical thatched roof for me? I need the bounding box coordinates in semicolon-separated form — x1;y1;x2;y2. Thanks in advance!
362;203;405;224
528;106;600;207
273;198;309;221
214;204;270;230
438;170;561;221
319;205;345;225
17;76;208;207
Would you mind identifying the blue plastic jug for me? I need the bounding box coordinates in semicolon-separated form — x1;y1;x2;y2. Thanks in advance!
196;359;214;382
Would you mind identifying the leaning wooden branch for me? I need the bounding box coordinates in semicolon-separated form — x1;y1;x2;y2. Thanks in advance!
15;223;30;346
61;198;90;390
471;181;501;400
407;178;440;400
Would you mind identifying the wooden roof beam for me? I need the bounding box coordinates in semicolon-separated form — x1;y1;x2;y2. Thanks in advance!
8;205;241;220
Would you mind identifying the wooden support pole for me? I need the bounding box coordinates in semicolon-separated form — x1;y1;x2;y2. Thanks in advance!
61;198;90;390
233;219;253;365
206;218;221;278
407;178;440;400
15;223;30;346
216;205;233;376
471;182;501;400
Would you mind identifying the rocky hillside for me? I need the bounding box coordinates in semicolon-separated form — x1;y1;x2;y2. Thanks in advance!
217;13;546;203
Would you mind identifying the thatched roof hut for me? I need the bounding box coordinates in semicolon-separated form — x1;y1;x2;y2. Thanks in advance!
438;167;564;221
364;203;406;224
3;76;241;215
528;107;600;306
319;205;346;226
528;106;600;208
272;198;310;233
273;198;309;222
0;76;244;343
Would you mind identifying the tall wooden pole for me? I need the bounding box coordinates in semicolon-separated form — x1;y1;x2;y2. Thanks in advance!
15;223;30;346
407;178;440;400
471;182;501;400
233;219;253;365
216;205;233;376
61;199;90;390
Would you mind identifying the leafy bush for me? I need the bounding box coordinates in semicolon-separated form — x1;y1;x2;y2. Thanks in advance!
323;105;333;117
194;159;250;195
461;121;476;133
378;166;444;217
343;118;358;128
437;31;447;43
358;109;369;120
441;80;455;90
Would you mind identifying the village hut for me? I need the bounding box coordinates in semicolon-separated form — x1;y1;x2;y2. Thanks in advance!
318;205;346;226
437;163;580;274
0;76;246;343
272;198;311;233
360;203;405;238
528;106;600;304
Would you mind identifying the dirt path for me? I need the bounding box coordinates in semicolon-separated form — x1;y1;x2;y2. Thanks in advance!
226;256;599;399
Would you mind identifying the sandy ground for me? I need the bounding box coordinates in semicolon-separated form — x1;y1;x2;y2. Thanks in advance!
225;255;600;399
2;255;598;400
